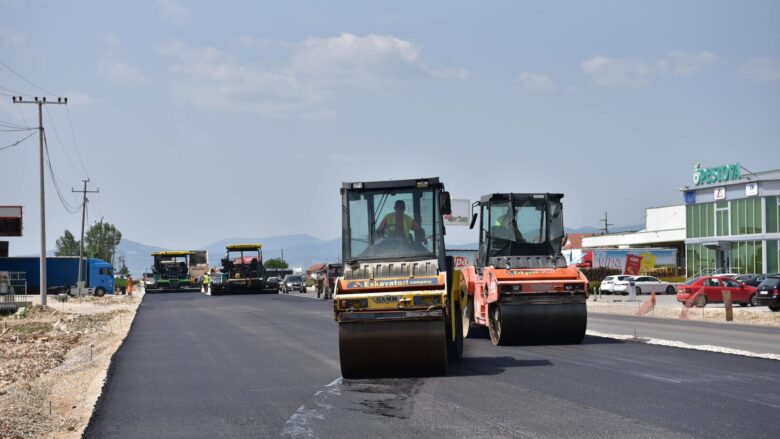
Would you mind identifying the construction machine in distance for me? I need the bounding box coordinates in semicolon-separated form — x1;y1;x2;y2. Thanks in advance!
146;251;200;293
333;177;464;379
210;243;276;295
458;193;588;345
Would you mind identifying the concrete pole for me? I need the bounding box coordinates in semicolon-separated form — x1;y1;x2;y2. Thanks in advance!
37;101;47;306
76;179;88;297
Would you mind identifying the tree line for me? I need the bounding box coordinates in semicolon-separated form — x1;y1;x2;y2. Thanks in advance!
54;219;122;268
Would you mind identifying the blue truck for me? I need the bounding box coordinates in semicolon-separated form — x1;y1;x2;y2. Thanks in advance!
0;257;115;296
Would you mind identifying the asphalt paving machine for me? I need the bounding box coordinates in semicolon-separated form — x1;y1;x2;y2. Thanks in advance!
458;193;587;345
210;243;274;295
146;251;200;293
333;177;464;378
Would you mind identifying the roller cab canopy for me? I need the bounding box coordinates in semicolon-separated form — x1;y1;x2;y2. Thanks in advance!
152;251;196;256
225;244;263;251
341;177;451;265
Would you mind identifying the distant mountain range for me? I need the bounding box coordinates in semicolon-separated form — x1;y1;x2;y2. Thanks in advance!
114;224;643;276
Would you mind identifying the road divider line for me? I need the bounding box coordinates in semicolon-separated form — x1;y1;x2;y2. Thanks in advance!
586;329;780;361
280;377;342;439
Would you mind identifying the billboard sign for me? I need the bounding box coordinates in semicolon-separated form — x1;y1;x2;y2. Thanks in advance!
590;248;677;272
0;206;22;237
444;199;470;226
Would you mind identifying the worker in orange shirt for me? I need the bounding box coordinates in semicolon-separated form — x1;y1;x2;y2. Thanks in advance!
127;276;134;296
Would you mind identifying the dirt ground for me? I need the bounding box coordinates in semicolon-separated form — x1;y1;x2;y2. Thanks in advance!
588;293;780;327
0;293;141;439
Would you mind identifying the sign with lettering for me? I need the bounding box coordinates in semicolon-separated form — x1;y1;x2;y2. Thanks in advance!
714;187;726;200
746;182;758;197
693;163;741;186
624;254;643;275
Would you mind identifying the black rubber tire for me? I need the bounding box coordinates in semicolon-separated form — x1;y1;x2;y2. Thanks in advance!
463;296;474;338
448;305;463;361
666;286;675;295
749;295;758;307
488;302;502;345
694;294;707;308
94;287;106;297
769;306;779;312
635;287;642;295
739;302;748;307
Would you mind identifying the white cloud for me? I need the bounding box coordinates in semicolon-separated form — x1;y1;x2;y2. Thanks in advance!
159;0;191;25
156;41;321;114
97;34;147;84
236;36;271;49
581;51;717;88
0;25;26;49
156;33;467;114
518;72;558;93
740;58;780;82
98;59;147;84
291;33;466;89
65;92;94;106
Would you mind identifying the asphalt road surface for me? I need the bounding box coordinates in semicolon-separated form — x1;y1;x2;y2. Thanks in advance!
86;293;780;439
588;312;780;355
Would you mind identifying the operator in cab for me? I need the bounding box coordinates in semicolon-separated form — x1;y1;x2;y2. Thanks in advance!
376;200;422;240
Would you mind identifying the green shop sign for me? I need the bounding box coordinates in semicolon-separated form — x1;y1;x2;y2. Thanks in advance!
692;163;741;186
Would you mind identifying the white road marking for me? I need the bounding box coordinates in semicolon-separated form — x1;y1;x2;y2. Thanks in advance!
280;377;342;438
587;330;780;360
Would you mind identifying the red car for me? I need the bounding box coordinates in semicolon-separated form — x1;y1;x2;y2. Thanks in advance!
676;276;758;308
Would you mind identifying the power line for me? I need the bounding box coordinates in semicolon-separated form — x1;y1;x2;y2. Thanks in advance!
44;104;86;178
0;130;36;150
43;130;82;214
0;84;27;95
65;106;88;177
0;59;58;96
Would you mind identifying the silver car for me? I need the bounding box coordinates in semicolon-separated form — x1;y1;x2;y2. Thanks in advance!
600;275;632;295
615;276;677;295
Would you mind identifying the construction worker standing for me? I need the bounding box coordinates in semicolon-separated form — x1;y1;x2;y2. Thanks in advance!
202;271;210;294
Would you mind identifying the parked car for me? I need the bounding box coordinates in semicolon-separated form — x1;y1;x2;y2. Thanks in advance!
612;276;677;295
754;275;780;312
599;275;632;295
265;276;280;291
735;274;771;288
631;276;677;295
676;276;758;308
281;275;306;294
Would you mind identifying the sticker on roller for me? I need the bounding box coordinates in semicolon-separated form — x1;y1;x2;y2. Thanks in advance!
373;296;400;304
346;277;440;289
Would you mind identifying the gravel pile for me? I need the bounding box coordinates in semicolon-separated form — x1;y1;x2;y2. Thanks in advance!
0;306;129;438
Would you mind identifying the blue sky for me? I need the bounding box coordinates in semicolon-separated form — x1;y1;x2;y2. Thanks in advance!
1;0;779;255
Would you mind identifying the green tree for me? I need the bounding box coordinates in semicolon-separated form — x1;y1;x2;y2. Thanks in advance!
85;219;122;264
117;255;130;276
54;230;80;256
264;258;288;269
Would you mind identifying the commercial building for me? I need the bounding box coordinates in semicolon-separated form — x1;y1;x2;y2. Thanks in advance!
682;164;780;277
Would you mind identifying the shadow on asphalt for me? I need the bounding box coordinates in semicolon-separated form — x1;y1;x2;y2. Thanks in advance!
448;356;552;377
581;335;625;345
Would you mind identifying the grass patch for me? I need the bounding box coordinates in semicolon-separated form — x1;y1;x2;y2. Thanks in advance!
13;322;53;334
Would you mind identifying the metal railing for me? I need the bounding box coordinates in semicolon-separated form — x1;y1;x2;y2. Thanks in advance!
0;271;29;303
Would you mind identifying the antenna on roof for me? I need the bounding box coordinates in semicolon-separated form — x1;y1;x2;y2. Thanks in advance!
599;211;614;235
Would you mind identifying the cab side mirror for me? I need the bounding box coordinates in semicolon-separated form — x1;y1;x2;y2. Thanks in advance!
440;191;452;215
469;213;478;229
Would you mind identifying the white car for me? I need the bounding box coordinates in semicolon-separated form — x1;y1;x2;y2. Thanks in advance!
614;276;677;295
600;275;633;295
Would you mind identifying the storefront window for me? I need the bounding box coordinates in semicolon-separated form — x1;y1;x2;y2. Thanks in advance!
767;196;778;234
686;203;716;239
768;240;779;274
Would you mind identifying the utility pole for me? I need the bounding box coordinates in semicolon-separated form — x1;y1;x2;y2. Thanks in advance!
72;179;98;297
599;211;614;235
281;249;284;262
12;96;67;306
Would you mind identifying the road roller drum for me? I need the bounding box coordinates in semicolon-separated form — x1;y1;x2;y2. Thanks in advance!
339;319;447;379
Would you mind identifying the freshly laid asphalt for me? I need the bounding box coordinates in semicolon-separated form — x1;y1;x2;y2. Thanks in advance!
85;292;780;439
